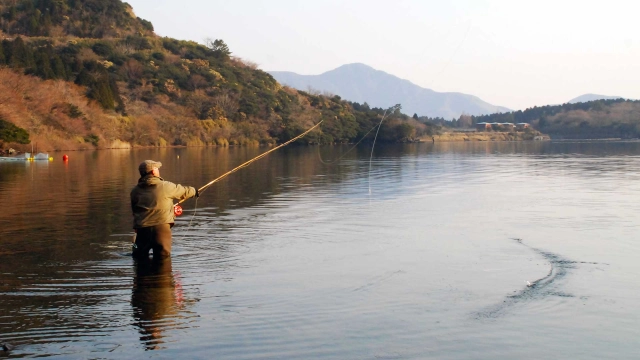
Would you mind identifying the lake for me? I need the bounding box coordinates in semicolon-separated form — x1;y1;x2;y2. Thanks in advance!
1;141;639;359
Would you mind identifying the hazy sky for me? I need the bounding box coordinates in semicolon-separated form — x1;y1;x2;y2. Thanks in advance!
127;0;640;110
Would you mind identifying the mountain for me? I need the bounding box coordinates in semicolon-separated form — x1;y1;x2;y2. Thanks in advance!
568;94;625;104
269;63;510;119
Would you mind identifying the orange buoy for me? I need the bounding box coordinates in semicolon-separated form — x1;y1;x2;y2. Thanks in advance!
63;154;69;161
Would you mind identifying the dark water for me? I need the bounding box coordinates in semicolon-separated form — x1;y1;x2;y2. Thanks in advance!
1;141;639;359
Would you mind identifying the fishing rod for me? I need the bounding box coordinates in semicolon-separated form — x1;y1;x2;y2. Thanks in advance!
173;120;323;216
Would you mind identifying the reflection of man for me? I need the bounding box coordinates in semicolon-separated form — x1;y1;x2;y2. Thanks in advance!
131;258;183;350
130;160;197;259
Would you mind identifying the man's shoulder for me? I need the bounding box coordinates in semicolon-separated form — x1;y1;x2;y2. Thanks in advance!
160;179;177;186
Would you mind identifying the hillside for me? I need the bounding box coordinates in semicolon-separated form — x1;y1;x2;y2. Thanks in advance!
0;0;432;151
269;63;511;119
472;99;640;139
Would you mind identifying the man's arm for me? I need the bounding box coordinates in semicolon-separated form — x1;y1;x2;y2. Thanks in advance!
162;181;197;200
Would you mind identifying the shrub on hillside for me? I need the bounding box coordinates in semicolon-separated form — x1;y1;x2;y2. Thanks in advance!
0;118;30;144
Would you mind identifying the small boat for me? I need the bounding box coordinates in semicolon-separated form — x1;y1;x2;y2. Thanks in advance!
33;153;50;160
0;152;51;161
0;152;30;161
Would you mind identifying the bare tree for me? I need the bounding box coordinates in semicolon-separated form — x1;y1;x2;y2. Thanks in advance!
213;90;239;117
188;74;207;90
120;58;143;81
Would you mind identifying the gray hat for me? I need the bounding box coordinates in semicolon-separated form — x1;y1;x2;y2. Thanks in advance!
139;160;162;175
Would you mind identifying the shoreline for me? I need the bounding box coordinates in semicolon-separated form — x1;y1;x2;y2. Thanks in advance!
17;134;639;153
420;131;551;142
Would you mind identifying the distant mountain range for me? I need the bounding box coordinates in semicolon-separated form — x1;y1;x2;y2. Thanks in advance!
269;63;510;119
568;94;627;104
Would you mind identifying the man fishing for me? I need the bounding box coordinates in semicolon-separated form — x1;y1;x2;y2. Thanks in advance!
131;160;198;259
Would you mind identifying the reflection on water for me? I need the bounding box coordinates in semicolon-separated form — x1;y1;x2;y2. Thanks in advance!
132;258;186;351
1;141;640;358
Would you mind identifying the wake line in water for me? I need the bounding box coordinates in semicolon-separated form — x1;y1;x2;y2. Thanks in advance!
475;238;603;320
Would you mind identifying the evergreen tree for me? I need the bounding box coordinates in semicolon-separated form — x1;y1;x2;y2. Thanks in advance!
9;37;35;70
93;79;115;109
51;55;67;79
87;70;116;109
35;51;55;79
8;6;17;21
1;40;12;64
110;75;125;113
206;39;231;59
75;68;92;86
27;14;39;35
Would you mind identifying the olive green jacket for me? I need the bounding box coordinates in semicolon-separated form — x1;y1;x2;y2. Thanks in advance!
131;175;196;229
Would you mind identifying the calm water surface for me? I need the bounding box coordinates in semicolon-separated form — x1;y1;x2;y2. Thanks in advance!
1;141;639;359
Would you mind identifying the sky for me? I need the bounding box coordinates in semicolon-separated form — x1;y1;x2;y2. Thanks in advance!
126;0;640;111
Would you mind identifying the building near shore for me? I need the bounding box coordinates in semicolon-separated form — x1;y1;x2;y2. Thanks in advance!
500;123;515;131
476;122;492;131
476;122;531;132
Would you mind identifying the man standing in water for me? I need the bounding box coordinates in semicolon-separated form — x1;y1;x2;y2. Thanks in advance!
131;160;198;259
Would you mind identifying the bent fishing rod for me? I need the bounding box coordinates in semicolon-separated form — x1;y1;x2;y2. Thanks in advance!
173;120;323;216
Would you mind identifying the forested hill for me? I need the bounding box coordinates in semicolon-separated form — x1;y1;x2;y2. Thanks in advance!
0;0;154;38
0;0;432;151
471;99;640;139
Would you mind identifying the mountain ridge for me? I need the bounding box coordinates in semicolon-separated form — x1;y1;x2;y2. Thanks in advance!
568;94;627;104
269;63;510;119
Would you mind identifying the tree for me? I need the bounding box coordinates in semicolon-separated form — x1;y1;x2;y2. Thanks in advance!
120;58;143;81
35;51;54;79
90;76;115;109
10;37;35;70
1;40;10;64
458;114;472;128
205;38;231;57
188;74;207;90
51;55;67;79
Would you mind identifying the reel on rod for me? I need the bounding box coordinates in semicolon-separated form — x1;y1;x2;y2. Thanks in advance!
174;204;183;216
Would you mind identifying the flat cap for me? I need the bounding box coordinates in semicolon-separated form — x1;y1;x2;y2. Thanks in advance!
139;160;162;175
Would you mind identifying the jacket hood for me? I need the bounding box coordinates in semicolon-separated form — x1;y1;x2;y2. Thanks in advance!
138;175;164;187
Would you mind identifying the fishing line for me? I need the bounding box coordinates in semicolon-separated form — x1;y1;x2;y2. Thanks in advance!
316;119;384;166
368;105;399;194
176;196;199;241
187;197;199;228
429;22;472;89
